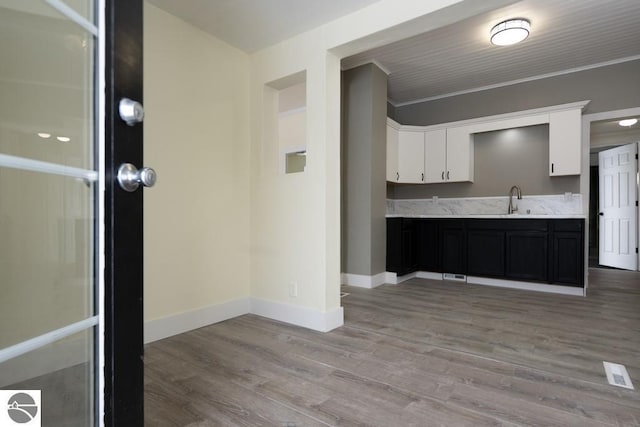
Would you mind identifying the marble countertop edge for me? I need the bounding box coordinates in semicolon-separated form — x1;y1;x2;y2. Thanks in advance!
386;214;587;219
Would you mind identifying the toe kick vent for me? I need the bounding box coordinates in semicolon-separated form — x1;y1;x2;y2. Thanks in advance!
442;273;467;282
603;361;634;389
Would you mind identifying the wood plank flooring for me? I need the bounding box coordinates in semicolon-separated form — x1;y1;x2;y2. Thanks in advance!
145;268;640;426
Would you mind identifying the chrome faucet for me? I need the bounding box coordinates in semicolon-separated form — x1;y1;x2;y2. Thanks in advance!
508;185;522;214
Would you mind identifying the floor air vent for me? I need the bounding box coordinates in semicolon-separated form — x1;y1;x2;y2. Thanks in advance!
603;361;634;389
442;273;467;282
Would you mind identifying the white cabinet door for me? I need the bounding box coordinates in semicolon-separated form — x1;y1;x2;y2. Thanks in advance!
549;109;581;176
424;129;446;183
398;130;424;183
386;124;399;181
445;126;474;182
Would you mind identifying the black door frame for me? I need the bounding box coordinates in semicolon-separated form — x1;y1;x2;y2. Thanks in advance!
104;0;144;425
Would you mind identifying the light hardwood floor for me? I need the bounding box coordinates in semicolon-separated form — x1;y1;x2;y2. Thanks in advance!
145;268;640;426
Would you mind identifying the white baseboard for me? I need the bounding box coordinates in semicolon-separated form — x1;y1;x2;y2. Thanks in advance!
466;276;585;296
341;272;388;288
385;271;397;284
144;298;251;343
416;271;442;280
250;297;344;332
396;271;417;284
391;271;585;296
144;295;345;343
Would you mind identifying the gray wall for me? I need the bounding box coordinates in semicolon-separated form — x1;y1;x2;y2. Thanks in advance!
389;60;640;200
387;102;396;120
394;60;640;126
389;125;580;199
342;64;388;276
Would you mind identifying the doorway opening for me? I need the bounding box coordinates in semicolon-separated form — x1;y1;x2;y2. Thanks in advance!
588;111;640;270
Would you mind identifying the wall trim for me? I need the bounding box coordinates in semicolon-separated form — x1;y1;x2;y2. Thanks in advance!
341;272;387;288
341;59;391;75
250;297;344;332
144;298;251;343
395;271;417;284
388;100;589;132
384;271;397;284
416;271;442;280
466;276;585;296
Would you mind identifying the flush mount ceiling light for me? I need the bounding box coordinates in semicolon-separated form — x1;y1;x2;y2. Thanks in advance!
490;19;531;46
618;118;638;127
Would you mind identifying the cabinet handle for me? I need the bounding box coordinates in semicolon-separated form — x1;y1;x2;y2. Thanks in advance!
396;172;399;181
551;163;554;173
441;171;444;180
421;172;424;181
447;171;450;180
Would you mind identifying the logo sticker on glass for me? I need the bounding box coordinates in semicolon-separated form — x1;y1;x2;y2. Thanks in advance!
0;391;41;426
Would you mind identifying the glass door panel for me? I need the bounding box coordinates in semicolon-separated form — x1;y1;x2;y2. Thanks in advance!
0;1;100;425
0;1;94;169
0;168;93;348
0;329;94;427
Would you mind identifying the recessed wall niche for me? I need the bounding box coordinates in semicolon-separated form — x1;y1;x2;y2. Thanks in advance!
265;71;307;174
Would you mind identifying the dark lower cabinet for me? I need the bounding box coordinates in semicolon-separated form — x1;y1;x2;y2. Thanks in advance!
550;220;584;287
506;231;548;282
387;217;584;288
417;219;440;272
467;230;505;277
386;218;417;276
440;220;466;274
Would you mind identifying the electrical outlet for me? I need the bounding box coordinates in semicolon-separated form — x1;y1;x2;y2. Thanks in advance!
289;282;298;297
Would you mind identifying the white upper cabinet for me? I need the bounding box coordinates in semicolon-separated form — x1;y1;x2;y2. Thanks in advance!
423;129;446;183
386;101;587;184
445;126;474;182
386;123;399;182
397;130;425;183
549;109;581;176
423;128;473;183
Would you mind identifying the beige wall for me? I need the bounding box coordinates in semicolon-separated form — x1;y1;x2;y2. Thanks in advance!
143;3;251;322
248;0;509;319
142;0;514;330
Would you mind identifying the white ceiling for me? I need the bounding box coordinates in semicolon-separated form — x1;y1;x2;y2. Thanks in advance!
148;0;640;107
146;0;382;53
342;0;640;105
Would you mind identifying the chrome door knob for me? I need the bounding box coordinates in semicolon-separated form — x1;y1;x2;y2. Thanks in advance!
117;163;156;192
119;98;144;126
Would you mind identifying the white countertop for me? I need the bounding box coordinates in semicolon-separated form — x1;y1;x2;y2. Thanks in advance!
386;214;586;219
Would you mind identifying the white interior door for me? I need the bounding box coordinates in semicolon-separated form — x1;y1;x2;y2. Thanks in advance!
598;143;638;270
